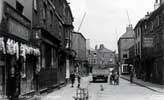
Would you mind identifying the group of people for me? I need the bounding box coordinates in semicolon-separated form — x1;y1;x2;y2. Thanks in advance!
110;71;119;85
70;71;81;88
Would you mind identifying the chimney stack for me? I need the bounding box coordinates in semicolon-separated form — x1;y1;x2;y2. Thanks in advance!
126;24;133;32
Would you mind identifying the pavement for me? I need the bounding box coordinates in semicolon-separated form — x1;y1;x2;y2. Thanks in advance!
38;75;92;100
121;75;164;93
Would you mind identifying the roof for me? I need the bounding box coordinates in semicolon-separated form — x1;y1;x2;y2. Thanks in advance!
98;47;114;53
120;30;134;39
72;31;86;40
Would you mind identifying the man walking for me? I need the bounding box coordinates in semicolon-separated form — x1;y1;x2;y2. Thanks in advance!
77;74;81;88
70;71;75;87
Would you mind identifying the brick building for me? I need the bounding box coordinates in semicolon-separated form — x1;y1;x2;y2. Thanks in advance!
88;44;117;72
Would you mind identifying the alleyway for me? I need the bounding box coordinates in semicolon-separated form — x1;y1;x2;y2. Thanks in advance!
38;76;164;100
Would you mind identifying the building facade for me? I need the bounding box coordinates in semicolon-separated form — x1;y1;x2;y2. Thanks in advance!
72;32;87;75
118;24;135;67
0;0;74;99
131;0;164;84
88;44;116;71
0;0;40;99
32;0;75;91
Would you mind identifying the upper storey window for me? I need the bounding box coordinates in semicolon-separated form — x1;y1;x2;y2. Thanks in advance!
16;1;24;14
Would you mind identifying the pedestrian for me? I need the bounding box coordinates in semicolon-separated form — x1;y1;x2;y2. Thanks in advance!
77;74;81;88
110;71;115;85
70;71;75;87
114;72;119;85
130;68;134;83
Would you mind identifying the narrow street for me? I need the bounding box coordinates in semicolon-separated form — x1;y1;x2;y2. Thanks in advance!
39;76;164;100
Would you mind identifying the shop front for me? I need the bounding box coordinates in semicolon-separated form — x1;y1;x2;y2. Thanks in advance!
0;35;40;99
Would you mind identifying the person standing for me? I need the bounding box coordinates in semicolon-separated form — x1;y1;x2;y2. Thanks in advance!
130;68;134;83
114;72;119;85
70;72;75;87
77;74;81;88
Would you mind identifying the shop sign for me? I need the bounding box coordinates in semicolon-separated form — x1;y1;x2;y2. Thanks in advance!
8;19;29;41
143;37;153;47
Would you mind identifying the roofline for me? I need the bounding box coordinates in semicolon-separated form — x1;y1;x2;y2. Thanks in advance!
72;31;86;40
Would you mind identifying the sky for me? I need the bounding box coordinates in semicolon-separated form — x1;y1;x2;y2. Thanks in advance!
67;0;155;51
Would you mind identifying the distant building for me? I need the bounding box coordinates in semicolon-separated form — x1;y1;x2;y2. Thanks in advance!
117;24;135;66
88;44;116;71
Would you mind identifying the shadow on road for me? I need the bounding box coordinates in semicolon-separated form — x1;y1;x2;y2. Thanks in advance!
90;80;108;83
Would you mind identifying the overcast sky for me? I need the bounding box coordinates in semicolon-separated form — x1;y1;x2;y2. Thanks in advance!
67;0;155;51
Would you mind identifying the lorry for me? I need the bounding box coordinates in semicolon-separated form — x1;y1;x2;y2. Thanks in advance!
92;65;109;82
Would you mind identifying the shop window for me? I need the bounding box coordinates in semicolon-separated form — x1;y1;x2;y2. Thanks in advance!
16;1;24;14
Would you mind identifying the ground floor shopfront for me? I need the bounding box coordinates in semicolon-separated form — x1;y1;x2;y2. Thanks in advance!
0;34;40;99
132;55;164;85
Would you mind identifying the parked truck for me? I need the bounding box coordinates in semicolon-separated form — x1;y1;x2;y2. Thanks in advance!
92;65;109;82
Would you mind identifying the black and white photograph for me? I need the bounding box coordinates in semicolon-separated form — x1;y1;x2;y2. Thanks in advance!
0;0;164;100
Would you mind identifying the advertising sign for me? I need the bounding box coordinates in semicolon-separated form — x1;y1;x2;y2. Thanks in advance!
143;37;153;47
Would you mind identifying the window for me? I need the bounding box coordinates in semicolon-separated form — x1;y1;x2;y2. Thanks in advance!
50;10;53;27
16;1;24;14
123;54;127;59
63;4;66;16
43;3;47;20
93;59;96;64
102;54;105;57
33;0;37;11
41;43;52;68
94;53;97;56
157;16;159;26
41;44;45;68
